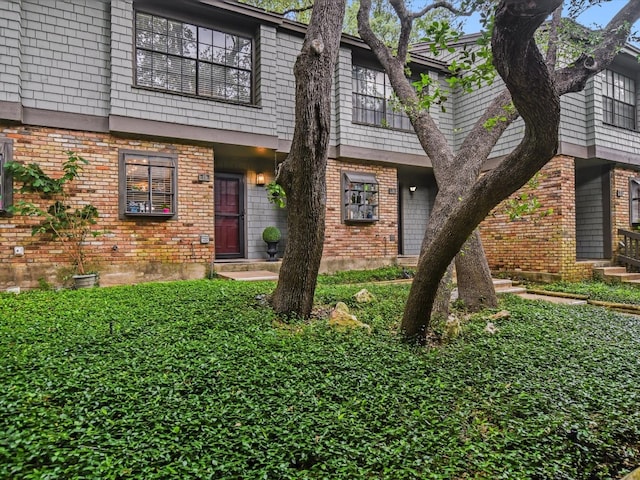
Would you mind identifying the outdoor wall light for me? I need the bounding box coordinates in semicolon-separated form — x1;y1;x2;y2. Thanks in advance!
409;185;417;193
256;172;265;186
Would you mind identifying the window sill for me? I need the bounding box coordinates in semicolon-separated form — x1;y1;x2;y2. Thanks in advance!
131;85;261;109
602;122;638;133
125;212;174;219
351;120;413;133
345;218;378;224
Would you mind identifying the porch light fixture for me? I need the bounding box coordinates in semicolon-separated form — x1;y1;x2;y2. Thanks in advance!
409;185;417;193
256;172;265;186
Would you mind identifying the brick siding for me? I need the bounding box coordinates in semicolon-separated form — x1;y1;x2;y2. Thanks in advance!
323;159;398;262
1;126;215;288
480;155;592;280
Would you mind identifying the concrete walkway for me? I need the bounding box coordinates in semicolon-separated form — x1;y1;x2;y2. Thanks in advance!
516;292;588;305
217;270;278;281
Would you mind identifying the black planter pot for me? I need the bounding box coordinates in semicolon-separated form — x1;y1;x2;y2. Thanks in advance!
266;241;279;262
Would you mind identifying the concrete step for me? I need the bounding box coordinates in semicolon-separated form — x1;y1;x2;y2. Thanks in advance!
492;278;526;295
496;286;527;295
609;272;640;282
517;292;588;305
594;266;627;276
214;260;281;274
493;278;515;290
217;270;279;281
396;256;419;267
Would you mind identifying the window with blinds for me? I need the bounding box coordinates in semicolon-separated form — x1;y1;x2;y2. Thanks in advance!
120;151;177;218
134;12;253;104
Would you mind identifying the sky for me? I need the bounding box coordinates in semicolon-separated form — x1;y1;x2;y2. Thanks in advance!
461;0;640;34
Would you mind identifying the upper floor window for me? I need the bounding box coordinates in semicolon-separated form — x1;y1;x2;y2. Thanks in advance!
352;65;412;131
0;139;12;215
603;70;636;130
135;12;253;104
119;151;177;218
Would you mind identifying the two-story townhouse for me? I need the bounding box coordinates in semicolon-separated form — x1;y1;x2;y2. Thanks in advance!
0;0;449;289
3;0;640;290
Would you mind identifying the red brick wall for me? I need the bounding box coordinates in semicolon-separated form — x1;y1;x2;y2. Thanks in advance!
1;126;215;288
323;159;398;264
480;155;592;280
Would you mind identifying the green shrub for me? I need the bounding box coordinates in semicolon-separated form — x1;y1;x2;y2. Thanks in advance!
262;226;282;243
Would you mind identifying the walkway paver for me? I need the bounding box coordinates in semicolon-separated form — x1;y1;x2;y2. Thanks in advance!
217;270;278;281
517;292;588;305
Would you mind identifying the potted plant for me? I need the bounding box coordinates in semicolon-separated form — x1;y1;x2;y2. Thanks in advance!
262;226;282;262
6;151;102;288
265;181;286;208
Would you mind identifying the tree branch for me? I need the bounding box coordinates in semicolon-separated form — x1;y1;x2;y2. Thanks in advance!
555;0;640;94
281;4;314;15
387;0;413;61
410;1;474;20
546;4;563;70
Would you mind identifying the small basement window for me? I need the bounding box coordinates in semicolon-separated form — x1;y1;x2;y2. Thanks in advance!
631;178;640;227
343;171;379;223
119;151;177;218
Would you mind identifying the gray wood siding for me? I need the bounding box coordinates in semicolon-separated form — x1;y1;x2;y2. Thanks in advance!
21;0;111;117
0;0;22;104
559;91;589;146
109;1;279;137
275;32;302;143
575;163;606;259
3;1;640;171
399;171;437;255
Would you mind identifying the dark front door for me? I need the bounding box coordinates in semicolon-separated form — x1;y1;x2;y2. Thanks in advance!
215;173;245;258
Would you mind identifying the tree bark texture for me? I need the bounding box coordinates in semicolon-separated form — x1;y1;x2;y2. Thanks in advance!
270;0;346;318
455;230;498;311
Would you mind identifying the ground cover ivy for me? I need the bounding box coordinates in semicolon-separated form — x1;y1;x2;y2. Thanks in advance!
0;281;638;479
534;280;640;305
317;266;413;285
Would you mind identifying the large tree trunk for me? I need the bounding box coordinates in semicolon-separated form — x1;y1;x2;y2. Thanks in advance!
400;0;563;341
270;0;346;318
455;231;498;311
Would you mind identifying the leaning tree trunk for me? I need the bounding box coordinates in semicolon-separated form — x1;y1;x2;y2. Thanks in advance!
400;0;563;341
356;0;498;327
270;0;346;318
455;230;498;311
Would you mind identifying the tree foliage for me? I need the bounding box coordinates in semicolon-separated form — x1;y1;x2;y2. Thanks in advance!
356;0;640;341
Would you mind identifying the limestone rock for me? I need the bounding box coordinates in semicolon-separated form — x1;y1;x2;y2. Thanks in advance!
622;467;640;480
354;288;375;303
484;322;499;334
489;310;510;321
329;302;371;332
444;314;462;340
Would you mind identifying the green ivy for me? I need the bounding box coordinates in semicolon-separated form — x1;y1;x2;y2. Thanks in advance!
1;282;638;478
